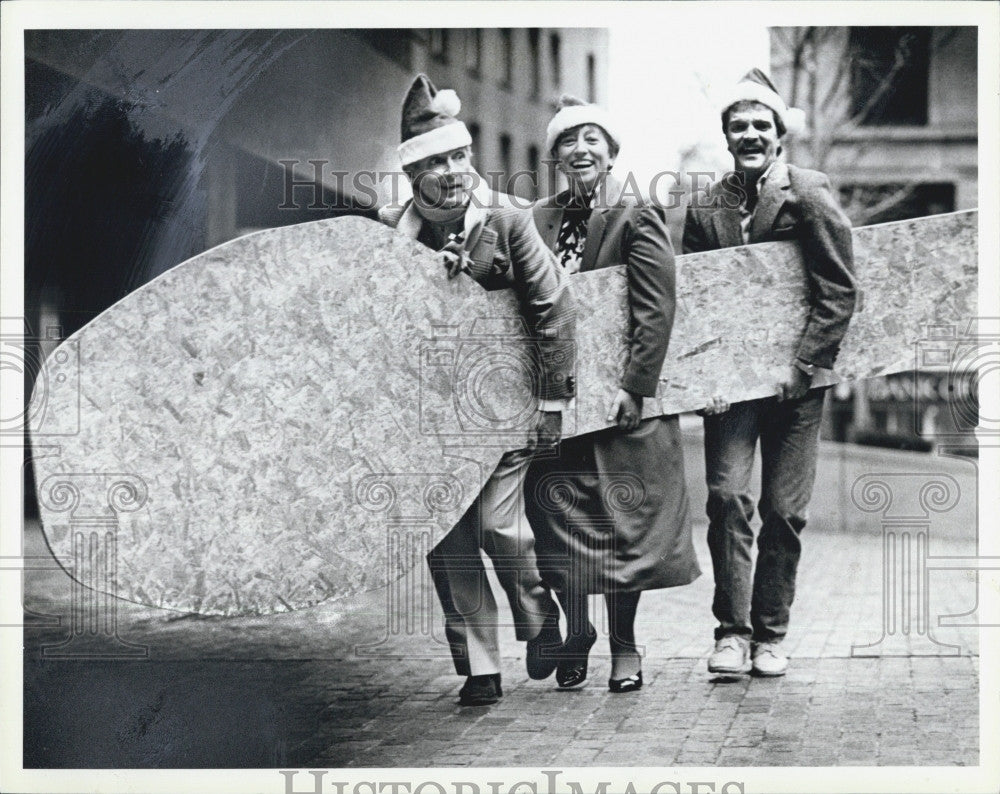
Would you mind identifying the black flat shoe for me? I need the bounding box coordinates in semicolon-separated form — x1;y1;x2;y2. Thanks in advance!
556;624;598;689
458;673;502;706
608;670;643;693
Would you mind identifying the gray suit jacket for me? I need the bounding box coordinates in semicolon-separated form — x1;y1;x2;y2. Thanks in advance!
682;162;856;370
532;177;674;398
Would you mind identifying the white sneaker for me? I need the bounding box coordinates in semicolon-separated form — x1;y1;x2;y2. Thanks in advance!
751;642;788;677
707;636;751;674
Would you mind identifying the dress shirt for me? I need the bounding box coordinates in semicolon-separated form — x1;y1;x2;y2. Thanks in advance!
738;161;777;245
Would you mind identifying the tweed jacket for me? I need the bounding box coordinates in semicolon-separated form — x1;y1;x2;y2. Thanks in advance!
682;161;856;370
533;177;674;398
378;184;576;401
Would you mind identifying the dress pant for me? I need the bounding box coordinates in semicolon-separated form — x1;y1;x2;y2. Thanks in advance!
703;390;825;643
427;448;551;677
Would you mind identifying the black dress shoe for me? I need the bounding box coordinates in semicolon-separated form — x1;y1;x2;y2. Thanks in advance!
608;670;643;693
458;673;502;706
526;601;563;680
556;623;598;689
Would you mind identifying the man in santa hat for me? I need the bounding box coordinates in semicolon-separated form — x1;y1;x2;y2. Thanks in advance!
683;68;857;677
378;74;575;706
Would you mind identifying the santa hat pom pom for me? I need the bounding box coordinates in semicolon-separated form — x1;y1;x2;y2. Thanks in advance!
556;93;587;110
783;107;807;136
430;89;461;118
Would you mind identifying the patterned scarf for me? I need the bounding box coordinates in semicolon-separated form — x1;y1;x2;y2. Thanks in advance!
555;191;595;274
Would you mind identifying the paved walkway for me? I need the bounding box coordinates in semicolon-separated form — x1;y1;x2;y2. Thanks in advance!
20;442;983;769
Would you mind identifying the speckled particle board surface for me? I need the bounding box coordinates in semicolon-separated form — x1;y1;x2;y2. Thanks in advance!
30;211;977;615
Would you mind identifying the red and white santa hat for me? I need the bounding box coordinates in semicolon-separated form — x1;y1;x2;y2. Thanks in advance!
544;94;621;154
397;74;472;167
719;68;806;136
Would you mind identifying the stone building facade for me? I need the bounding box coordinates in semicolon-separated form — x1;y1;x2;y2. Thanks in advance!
768;26;978;451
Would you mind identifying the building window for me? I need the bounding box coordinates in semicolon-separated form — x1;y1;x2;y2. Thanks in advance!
498;133;512;192
499;29;514;89
527;144;540;200
528;29;541;99
467;122;481;156
549;33;562;92
348;30;413;70
840;182;955;225
849;27;931;126
465;29;482;74
587;53;597;102
428;29;449;63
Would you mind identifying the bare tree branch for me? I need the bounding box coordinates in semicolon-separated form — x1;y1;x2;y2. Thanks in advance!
821;40;851;108
932;28;959;53
770;25;932;225
843;183;920;225
840;33;916;130
787;27;814;111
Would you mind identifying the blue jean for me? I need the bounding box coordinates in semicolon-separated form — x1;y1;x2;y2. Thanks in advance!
703;390;826;643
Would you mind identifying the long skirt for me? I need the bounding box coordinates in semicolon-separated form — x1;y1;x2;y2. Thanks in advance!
524;415;700;594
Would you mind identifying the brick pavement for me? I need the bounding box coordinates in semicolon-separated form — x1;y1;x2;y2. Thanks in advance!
20;443;984;769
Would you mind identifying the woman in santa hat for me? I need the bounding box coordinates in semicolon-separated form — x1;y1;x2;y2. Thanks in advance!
524;96;701;693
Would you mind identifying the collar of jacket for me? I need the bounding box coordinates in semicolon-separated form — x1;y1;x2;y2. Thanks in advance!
540;174;625;270
716;161;787;204
711;161;791;243
395;174;493;251
748;160;791;242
